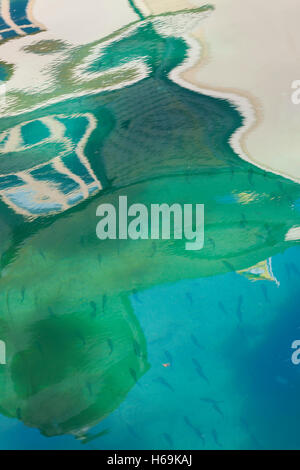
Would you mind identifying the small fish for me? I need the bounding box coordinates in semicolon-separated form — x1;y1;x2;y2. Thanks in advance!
290;263;300;277
261;284;270;303
150;241;157;257
48;307;55;317
35;341;43;355
212;402;224;419
240;213;247;228
218;301;227;315
38;249;46;260
192;358;209;384
162;363;170;368
164;350;173;363
184;416;205;446
107;338;113;355
237;295;243;322
163;433;174;448
222;260;235;272
75;331;86;346
102;294;107;311
286;263;292;280
191;334;202;350
16;408;22;420
208;237;215;250
212;429;222;447
248;168;254;185
200;397;222;406
155;376;174;392
86;381;93;396
132;288;142;304
129;368;138;383
20;286;25;303
97;254;102;265
186;292;193;305
133;339;141;357
90;301;97;317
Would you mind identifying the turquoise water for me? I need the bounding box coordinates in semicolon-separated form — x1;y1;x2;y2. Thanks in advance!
0;1;299;450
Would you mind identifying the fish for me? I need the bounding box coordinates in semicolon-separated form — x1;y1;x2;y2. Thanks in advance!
248;168;254;185
163;433;174;448
48;307;55;317
240;213;247;228
107;338;113;355
86;381;93;396
155;376;174;392
218;301;227;315
261;284;270;303
200;397;222;406
222;260;235;272
97;254;102;265
290;262;300;277
133;339;141;357
208;237;215;250
191;334;203;349
237;295;243;322
102;294;107;311
20;286;25;303
212;429;222;447
192;358;209;384
164;350;173;363
38;249;46;260
75;331;86;346
184;416;205;446
16;408;22;420
186;292;193;305
90;301;97;317
129;368;138;383
212;402;224;419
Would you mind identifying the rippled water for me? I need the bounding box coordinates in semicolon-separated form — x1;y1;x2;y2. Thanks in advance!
0;0;299;450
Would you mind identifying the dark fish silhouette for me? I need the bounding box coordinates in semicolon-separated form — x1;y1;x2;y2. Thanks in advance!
222;260;235;272
48;307;55;317
150;241;157;257
16;408;22;420
155;376;174;392
212;402;224;419
97;254;102;265
38;249;46;260
248;168;254;185
192;358;209;384
208;237;215;250
240;417;262;449
218;301;227;315
90;301;97;317
86;381;93;396
107;338;113;355
163;433;174;448
237;295;243;322
191;334;203;350
240;213;247;228
200;397;222;406
212;429;222;447
20;286;25;303
102;294;107;311
75;330;86;346
133;339;141;357
186;292;193;305
286;263;292;280
164;350;173;363
129;368;138;383
261;284;270;303
290;262;300;277
184;416;205;446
